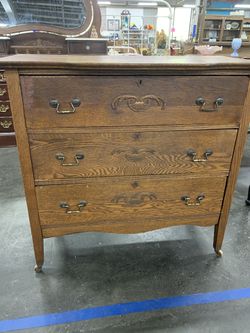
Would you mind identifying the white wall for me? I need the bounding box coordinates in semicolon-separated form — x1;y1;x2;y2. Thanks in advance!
157;7;192;41
106;7;144;29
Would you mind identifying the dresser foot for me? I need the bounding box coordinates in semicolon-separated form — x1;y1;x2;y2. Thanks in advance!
215;249;223;257
34;265;43;273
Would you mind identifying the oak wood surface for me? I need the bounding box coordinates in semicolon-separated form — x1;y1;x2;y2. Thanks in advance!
3;55;250;268
36;176;226;233
21;76;247;129
214;80;250;253
6;70;44;268
30;129;237;181
1;55;250;71
42;215;219;238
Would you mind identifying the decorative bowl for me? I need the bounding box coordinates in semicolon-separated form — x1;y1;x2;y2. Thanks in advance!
195;45;223;55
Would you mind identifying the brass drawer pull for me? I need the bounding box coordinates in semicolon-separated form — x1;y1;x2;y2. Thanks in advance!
181;194;205;206
0;88;7;97
49;98;81;114
0;104;9;113
196;97;224;112
0;120;12;129
187;149;213;162
56;153;84;166
60;200;88;214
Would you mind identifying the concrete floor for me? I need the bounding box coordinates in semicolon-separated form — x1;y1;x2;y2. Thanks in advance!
0;135;249;333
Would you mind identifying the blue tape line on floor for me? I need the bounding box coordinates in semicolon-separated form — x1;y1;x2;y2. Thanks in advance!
1;287;250;332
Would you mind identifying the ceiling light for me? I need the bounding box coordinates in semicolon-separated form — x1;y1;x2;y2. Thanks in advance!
0;23;7;27
183;4;195;8
138;2;158;5
234;4;250;8
98;1;111;5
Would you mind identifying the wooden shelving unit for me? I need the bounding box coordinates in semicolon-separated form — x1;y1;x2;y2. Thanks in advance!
242;18;250;42
201;15;244;44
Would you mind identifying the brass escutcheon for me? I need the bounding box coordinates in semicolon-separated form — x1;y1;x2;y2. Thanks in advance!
0;120;12;129
0;104;9;113
0;88;7;97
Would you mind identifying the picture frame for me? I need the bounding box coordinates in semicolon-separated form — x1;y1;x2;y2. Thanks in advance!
107;19;120;31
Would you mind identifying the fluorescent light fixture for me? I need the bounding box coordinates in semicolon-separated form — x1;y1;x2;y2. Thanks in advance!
98;1;111;4
0;23;7;27
234;4;250;8
138;2;158;6
183;4;195;8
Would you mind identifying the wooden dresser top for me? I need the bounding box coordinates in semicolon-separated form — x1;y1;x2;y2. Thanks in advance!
0;54;250;71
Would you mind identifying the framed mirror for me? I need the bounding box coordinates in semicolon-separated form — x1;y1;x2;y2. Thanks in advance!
0;0;101;38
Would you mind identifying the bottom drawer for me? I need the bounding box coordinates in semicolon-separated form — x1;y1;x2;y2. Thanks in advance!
36;176;227;237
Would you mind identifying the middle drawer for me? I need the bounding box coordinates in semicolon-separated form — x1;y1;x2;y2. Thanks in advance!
30;129;237;182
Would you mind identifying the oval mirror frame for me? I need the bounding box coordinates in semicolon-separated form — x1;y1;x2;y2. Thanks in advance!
0;0;101;38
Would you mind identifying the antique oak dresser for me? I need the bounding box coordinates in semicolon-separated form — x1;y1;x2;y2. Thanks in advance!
1;54;250;272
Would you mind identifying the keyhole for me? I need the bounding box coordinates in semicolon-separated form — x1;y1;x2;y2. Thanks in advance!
137;79;143;87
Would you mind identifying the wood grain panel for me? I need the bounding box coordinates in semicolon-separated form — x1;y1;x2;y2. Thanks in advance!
214;80;250;254
21;76;248;128
36;176;227;234
30;129;237;181
42;215;218;238
6;70;44;269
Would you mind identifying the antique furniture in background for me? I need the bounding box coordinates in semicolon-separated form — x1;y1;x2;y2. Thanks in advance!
0;0;106;55
0;70;15;147
2;55;250;272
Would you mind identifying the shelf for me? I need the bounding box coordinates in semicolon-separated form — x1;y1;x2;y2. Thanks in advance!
201;15;245;44
200;41;250;46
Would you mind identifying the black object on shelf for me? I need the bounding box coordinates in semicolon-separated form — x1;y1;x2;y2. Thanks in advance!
246;185;250;206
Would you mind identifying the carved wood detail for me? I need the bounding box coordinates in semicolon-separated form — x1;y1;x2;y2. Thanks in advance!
111;95;166;112
111;192;157;206
111;147;156;162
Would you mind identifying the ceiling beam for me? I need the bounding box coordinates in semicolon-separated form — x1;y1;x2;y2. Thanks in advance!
0;0;16;24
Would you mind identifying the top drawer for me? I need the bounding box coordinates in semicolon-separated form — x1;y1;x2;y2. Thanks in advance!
21;76;248;129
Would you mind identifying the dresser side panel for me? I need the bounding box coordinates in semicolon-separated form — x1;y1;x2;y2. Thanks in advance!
6;70;44;267
214;78;250;252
